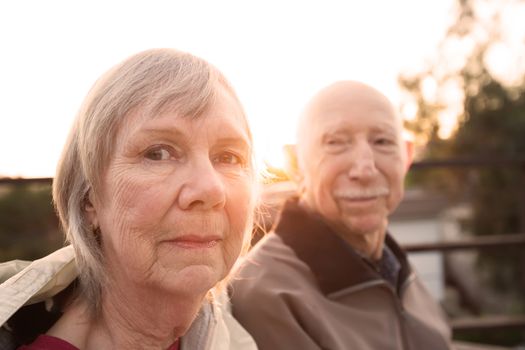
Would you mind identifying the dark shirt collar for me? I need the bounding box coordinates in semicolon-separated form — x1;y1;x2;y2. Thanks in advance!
364;244;402;289
274;199;412;295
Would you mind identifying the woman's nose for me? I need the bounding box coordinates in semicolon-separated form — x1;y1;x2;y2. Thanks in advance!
177;159;226;210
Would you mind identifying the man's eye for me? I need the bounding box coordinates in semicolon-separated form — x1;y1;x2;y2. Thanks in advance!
144;146;172;161
375;138;394;146
324;138;348;153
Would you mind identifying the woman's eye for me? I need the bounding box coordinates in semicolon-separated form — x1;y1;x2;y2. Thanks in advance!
214;152;242;166
144;146;172;161
326;138;344;146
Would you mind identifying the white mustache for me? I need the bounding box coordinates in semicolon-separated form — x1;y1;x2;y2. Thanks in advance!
334;187;389;199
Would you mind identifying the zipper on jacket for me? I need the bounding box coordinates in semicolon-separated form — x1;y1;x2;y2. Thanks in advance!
393;275;451;350
378;282;411;350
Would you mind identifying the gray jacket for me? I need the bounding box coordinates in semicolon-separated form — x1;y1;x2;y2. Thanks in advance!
232;200;452;350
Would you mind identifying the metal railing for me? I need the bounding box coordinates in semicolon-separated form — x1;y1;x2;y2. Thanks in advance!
406;157;525;335
0;177;52;185
403;233;525;253
402;233;525;332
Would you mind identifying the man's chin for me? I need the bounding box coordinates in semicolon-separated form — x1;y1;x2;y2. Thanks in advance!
342;216;387;236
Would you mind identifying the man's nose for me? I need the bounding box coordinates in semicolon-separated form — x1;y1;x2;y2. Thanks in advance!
177;159;226;210
347;142;378;180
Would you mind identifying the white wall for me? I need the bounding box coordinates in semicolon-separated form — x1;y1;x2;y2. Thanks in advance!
389;219;445;301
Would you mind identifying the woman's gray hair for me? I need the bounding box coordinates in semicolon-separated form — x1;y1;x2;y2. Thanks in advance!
52;48;252;313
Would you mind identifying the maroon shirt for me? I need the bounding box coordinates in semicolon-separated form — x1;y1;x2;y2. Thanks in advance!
18;335;180;350
17;335;78;350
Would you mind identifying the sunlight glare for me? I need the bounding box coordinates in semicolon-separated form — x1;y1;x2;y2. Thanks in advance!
437;109;459;139
401;101;418;122
262;145;289;172
421;77;438;103
0;0;461;178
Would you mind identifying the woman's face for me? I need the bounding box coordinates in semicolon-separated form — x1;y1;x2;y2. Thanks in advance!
89;86;253;298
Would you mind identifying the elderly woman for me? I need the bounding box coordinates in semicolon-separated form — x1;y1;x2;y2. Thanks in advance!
0;49;258;350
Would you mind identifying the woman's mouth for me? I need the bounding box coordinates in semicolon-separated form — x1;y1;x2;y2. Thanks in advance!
165;235;222;249
342;196;378;202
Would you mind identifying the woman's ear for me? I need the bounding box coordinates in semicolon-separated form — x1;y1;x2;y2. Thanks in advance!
84;190;99;228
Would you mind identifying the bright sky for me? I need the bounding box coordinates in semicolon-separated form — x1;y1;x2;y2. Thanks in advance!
0;0;457;178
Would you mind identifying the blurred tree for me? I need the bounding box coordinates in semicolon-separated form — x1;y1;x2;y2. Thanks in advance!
399;0;525;345
0;183;63;261
262;162;290;184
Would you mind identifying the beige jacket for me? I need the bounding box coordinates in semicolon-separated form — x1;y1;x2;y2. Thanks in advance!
231;200;453;350
0;245;257;350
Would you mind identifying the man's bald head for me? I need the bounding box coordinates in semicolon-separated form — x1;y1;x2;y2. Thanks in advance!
296;81;405;171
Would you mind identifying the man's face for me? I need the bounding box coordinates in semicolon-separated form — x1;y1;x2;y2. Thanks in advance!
298;84;410;240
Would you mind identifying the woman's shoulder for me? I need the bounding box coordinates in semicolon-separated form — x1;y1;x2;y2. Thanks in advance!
1;246;77;321
180;289;258;350
1;247;79;350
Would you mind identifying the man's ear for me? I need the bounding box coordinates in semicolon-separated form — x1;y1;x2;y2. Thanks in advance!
404;140;415;172
84;190;99;228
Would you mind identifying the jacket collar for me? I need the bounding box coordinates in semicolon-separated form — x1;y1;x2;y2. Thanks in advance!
274;199;412;295
0;245;77;327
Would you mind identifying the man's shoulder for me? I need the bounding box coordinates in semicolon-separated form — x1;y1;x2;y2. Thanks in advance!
232;232;317;297
236;233;309;277
247;232;291;259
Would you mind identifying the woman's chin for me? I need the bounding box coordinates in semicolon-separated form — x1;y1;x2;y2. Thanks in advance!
162;265;226;296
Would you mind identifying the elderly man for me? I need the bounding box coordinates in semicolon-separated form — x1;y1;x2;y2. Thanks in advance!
231;81;452;349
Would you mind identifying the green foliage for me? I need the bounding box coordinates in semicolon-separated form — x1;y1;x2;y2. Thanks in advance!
399;0;525;345
454;328;524;348
0;183;64;261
